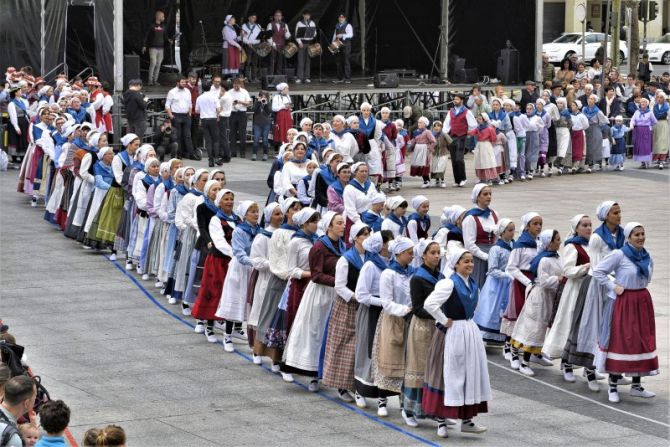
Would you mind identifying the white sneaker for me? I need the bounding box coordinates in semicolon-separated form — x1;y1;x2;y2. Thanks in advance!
563;370;576;383
518;364;535;376
608;389;620;403
440;181;447;188
498;179;505;185
295;79;302;84
206;332;218;343
630;387;655;398
437;424;449;438
377;403;388;417
421;181;430;189
337;389;354;402
154;280;163;288
168;297;178;305
527;173;533;180
125;262;134;271
194;322;206;334
446;419;458;425
617;376;632;386
251;354;262;365
281;372;294;383
461;421;487;434
181;305;191;316
271;363;281;374
458;180;467;187
232;329;247;341
587;380;600;392
141;274;149;281
583;369;607;381
109;254;117;261
510;358;520;370
401;410;419;427
223;336;235;352
308;380;320;392
354;392;367;408
503;348;512;360
619;165;625;171
530;354;553;366
136;267;143;275
214;321;226;331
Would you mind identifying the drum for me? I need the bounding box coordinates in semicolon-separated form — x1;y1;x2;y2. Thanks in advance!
282;42;298;59
241;48;247;64
307;43;322;58
328;40;343;55
255;42;272;58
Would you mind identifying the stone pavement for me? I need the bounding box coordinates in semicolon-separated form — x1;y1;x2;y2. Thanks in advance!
1;154;668;447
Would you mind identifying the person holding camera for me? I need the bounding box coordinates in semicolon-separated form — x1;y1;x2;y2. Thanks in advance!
252;90;272;161
153;119;178;161
228;78;252;158
123;79;148;141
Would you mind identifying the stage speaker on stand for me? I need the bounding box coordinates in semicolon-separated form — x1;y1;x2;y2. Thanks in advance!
374;72;399;88
496;41;520;84
123;54;140;89
262;75;288;90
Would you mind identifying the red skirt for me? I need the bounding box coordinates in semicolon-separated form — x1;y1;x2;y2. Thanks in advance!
191;254;230;321
273;109;293;143
605;288;658;374
344;217;355;249
571;130;585;162
410;165;430;177
286;277;310;334
503;271;534;322
226;46;241;70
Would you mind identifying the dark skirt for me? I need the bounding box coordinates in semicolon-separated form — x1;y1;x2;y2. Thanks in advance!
562;276;595;367
286;277;310;334
254;275;287;362
7;116;29;154
246;269;260;349
547;124;557;158
191;254;230;321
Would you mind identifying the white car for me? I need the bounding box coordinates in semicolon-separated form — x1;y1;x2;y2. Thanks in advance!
543;33;628;64
643;33;670;64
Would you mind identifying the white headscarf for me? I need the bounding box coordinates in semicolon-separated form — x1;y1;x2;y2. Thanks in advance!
192;168;209;187
410;195;429;211
336;162;350;173
386;195;406;211
174;167;187;181
351;162;366;173
203;179;219;197
88;132;101;148
138;144;155;162
496;218;513;237
319;210;339;233
121;133;139;147
624;221;643;239
389;236;414;256
596;200;616;222
413;238;435;258
362;232;384;254
538;229;555;251
159;162;171;176
569;214;587;236
97;146;113;160
299;117;313;127
276;82;288;92
264;202;282;223
215;188;233;206
293;207;318;227
143;157;159;173
280;197;299;214
448;205;466;225
521;212;541;229
349;221;369;244
370;192;386;205
448;248;469;269
470;183;490;204
236;200;256;219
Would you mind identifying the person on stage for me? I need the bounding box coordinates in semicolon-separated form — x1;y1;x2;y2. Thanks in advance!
295;10;317;84
332;14;353;84
222;15;242;79
142;10;172;86
242;13;262;82
267;10;291;75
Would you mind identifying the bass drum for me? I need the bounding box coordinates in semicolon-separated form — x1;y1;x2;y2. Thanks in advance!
328;40;343;55
307;43;322;58
282;42;298;59
255;42;272;58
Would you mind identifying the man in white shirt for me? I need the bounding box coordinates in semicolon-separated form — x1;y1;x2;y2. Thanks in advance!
228;78;252;158
295;10;317;84
165;75;195;159
195;88;221;167
242;12;262;82
332;13;353;84
267;10;291;75
217;82;233;163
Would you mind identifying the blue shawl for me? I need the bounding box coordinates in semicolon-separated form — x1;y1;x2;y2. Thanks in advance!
513;231;537;249
594;223;624;251
621;242;651;278
528;250;559;277
318;235;346;256
414;265;444;285
348;178;372;194
361;211;383;232
386;213;408;235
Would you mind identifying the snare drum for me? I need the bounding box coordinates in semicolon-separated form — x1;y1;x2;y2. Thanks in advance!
282;42;298;59
254;42;272;58
328;40;343;55
307;43;322;58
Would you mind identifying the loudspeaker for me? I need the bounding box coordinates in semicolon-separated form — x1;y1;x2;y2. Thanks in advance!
123;54;140;89
496;49;520;84
374;72;399;88
454;68;478;84
262;74;288;90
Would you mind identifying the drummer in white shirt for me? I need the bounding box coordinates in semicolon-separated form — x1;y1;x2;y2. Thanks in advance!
295;10;317;85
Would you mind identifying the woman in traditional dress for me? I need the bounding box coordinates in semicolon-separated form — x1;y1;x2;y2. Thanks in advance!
544;215;592;361
423;248;491;435
523;103;544;180
462;184;499;289
394;119;409;190
409;117;436;188
353;230;394;414
272;83;293;145
609;116;630;171
248;203;284;360
280;142;309;199
511;229;563;376
406;195;431;244
501;212;542;365
150;159;182;287
322;221;370;401
631;97;657;169
122;143;155;267
473;218;515;345
81;146;115;250
191;187;233;343
582;94;608;172
217;200;262;352
535;98;552;176
360;192;386;233
593;222;658;403
254;197;302;370
7;86;30;162
342;162;377;242
45;125;77;230
138;162;169;279
170;169;208;308
379;107;398;191
222;15;242;78
470;114;500;184
311;151;342;213
325;162;350;213
402;240;444;432
569;100;588;173
283;211;346;391
381;196;408;238
429;121;450;189
652;91;669;169
554;97;572;174
331;115;358;163
441;205;468;276
130;157;160;276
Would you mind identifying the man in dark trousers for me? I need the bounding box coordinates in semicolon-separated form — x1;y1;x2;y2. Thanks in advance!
142;10;171;86
443;93;477;187
123;79;148;141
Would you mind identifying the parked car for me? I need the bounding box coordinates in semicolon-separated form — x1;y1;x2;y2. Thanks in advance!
642;33;670;64
543;32;628;63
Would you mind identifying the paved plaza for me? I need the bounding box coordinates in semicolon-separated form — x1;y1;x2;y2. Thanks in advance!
1;155;668;446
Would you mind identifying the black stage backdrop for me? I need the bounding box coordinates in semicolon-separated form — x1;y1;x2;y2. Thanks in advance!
1;0;535;83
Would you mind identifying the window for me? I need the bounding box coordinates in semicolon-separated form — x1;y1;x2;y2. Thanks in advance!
554;34;580;44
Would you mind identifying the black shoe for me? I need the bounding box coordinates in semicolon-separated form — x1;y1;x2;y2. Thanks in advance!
231;153;238;158
239;152;245;159
215;159;224;166
222;158;231;163
208;159;215;167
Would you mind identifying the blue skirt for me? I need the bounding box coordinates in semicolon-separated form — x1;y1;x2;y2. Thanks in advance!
473;275;511;343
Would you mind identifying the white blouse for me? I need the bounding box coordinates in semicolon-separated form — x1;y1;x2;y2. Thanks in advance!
462;212;498;261
153;183;168;222
379;269;412;317
287;237;312;279
111;153;126;185
561;244;590;279
505;246;538;287
132;172;149;211
250;227;274;273
355;261;386;307
80;152;94;185
334;253;364;302
271;94;292;112
268;228;296;280
281;161;308;196
343;182;378;223
175;193;203;232
331;131;358;163
587;231;616;273
381;218;403;238
208;216;234;257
